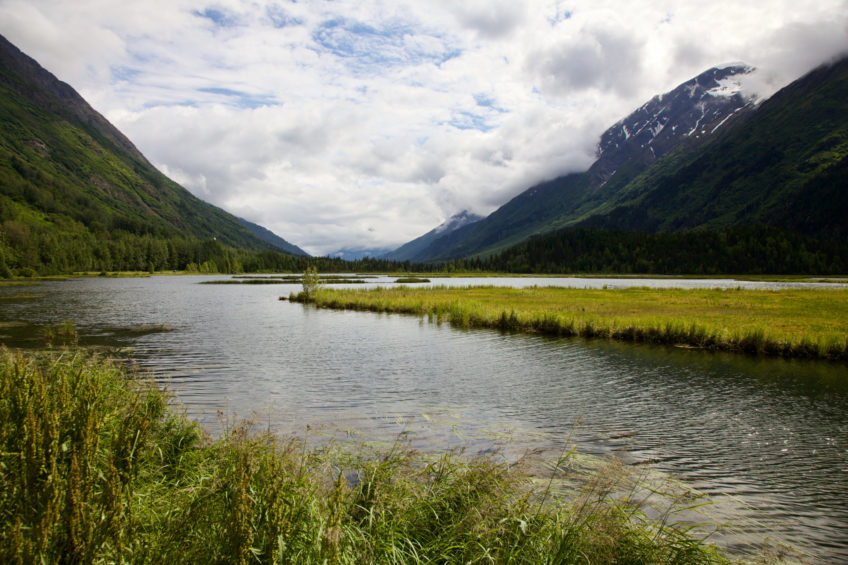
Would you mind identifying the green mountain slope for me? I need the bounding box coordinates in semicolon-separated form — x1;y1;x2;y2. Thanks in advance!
422;172;592;261
0;34;304;275
237;217;310;256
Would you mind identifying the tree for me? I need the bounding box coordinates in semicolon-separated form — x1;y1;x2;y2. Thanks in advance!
302;266;321;299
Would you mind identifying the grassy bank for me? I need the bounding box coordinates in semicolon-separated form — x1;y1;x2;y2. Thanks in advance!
0;349;728;564
289;285;848;361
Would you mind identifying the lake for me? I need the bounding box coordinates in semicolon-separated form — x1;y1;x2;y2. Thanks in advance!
2;274;847;561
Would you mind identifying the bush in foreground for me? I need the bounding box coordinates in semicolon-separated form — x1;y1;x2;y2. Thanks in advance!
0;349;727;564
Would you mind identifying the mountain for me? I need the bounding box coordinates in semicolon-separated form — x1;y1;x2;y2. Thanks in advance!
575;56;848;239
408;64;758;262
382;210;483;261
238;217;309;256
0;34;304;275
590;65;755;186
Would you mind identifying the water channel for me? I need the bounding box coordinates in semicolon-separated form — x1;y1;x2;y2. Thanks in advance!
1;275;846;561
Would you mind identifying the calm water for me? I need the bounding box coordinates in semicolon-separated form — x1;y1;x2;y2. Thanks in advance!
2;275;847;561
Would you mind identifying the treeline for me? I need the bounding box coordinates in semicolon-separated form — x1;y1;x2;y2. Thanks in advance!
442;226;848;275
3;220;846;278
0;218;414;277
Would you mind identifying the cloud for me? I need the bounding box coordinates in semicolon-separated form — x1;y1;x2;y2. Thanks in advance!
524;23;645;97
1;0;846;255
445;0;529;39
739;18;848;99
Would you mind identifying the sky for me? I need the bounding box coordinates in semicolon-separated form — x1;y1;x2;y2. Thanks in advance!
1;1;847;255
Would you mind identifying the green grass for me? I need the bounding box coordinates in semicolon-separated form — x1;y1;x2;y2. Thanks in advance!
0;349;729;564
291;285;848;361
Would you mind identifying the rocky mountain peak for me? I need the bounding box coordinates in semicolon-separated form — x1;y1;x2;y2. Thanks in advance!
434;210;484;234
592;64;757;185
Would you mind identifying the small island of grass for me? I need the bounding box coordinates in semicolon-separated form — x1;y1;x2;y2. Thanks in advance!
290;285;848;361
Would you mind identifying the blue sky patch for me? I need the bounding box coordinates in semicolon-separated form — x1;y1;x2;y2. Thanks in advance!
437;48;462;66
548;7;573;25
193;7;240;28
266;4;302;28
448;111;493;132
111;65;141;82
198;87;279;109
473;93;508;113
142;99;198;110
312;17;461;72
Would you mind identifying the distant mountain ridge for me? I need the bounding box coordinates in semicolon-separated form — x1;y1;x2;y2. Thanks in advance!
0;33;305;274
382;210;482;261
402;64;758;262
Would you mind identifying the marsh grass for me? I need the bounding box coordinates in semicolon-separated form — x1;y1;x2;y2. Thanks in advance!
0;280;43;287
291;285;848;361
1;349;729;564
39;319;78;347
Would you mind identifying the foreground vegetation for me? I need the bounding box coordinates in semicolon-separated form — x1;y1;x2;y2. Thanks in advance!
291;285;848;361
0;349;730;564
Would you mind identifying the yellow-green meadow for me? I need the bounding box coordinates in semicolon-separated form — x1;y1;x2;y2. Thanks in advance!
291;285;848;361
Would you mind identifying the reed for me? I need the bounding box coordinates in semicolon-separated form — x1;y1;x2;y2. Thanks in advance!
0;349;729;563
290;285;848;361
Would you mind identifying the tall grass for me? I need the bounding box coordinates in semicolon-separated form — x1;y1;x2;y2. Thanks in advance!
0;349;729;563
290;285;848;361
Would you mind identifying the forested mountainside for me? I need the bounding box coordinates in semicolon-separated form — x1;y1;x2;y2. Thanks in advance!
0;34;304;275
446;226;848;275
407;58;848;266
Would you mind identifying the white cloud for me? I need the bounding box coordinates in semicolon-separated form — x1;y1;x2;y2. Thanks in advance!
1;0;846;255
443;0;529;39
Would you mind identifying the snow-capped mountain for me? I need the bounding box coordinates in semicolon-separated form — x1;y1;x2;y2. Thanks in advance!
403;64;762;262
592;65;756;185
